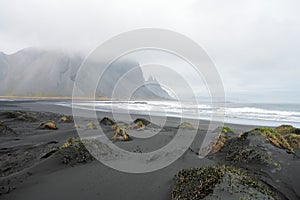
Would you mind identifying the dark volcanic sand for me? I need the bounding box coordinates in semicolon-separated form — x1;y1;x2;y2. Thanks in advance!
0;100;299;200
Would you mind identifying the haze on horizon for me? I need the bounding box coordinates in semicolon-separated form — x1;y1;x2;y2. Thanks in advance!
0;0;299;103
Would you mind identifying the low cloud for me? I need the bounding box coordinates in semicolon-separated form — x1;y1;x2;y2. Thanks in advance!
0;0;299;102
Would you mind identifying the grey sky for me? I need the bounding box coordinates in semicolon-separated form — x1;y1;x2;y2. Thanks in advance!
0;0;299;102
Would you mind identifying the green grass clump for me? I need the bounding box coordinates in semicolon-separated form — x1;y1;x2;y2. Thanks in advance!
210;133;227;153
58;137;94;164
208;126;234;153
172;165;280;200
241;127;293;153
275;125;296;135
134;118;150;126
38;120;58;130
86;121;97;129
60;115;72;122
284;134;300;149
177;122;194;130
219;126;233;133
60;137;83;149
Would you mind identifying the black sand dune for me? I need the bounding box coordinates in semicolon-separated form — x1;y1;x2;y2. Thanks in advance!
0;100;299;200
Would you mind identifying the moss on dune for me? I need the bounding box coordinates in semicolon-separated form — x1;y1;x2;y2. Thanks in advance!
172;165;224;199
172;165;280;200
225;146;279;167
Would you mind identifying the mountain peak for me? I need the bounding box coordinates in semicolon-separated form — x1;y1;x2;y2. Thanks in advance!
0;49;171;100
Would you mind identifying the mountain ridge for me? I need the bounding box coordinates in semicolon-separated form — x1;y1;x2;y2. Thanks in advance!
0;47;172;100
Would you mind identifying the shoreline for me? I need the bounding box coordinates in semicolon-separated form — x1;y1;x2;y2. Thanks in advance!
1;97;299;128
1;99;259;132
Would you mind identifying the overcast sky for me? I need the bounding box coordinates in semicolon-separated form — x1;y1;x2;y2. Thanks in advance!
0;0;299;103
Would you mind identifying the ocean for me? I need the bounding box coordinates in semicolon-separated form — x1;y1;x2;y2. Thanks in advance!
56;100;300;128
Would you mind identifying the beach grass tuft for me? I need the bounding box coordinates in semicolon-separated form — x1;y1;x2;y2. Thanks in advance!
86;121;97;129
284;133;300;148
60;115;72;123
176;122;194;130
38;120;58;130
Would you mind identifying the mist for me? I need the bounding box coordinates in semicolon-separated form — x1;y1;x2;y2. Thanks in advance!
0;0;299;102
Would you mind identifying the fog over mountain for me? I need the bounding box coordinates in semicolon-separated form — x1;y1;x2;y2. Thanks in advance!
0;47;171;99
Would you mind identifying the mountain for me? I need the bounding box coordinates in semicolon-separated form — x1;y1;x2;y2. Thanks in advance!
0;47;172;100
132;76;172;99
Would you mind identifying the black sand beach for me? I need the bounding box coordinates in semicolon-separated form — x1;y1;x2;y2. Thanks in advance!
0;100;299;200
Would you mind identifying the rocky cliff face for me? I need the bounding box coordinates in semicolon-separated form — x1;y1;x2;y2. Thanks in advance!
0;48;171;99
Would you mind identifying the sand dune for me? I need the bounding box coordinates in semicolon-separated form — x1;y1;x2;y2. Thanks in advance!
0;100;299;199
